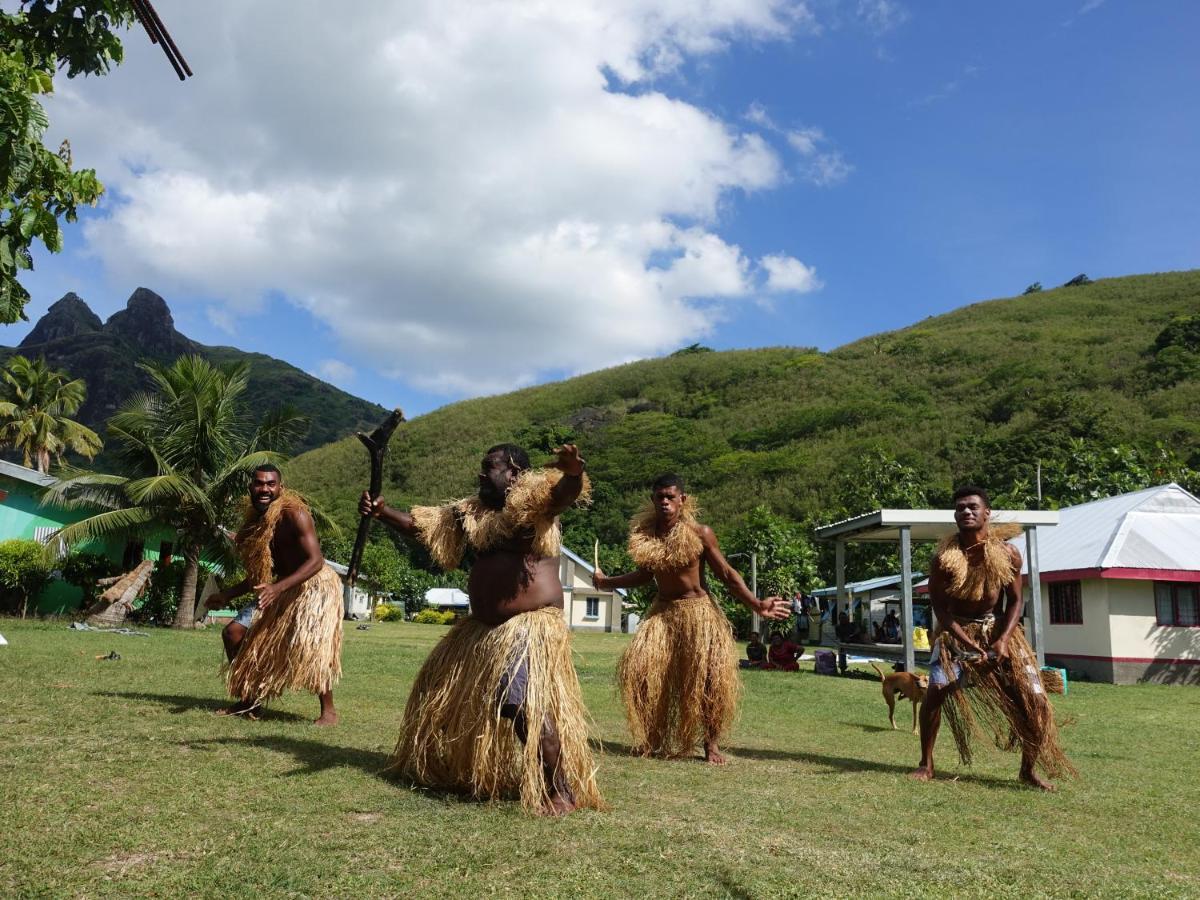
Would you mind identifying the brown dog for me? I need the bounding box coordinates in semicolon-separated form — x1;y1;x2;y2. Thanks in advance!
870;662;928;733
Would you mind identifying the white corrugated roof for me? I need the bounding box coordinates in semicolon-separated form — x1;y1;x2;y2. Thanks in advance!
425;587;470;607
1015;483;1200;574
810;572;924;597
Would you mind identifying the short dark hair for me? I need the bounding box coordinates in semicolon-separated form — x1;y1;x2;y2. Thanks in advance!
651;472;686;493
952;485;990;507
252;463;282;479
485;443;531;472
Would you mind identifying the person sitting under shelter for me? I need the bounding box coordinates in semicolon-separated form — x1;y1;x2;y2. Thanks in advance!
765;633;801;671
741;631;767;669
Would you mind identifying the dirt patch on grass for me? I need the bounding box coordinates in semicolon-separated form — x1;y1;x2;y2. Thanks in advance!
95;850;195;874
349;812;383;825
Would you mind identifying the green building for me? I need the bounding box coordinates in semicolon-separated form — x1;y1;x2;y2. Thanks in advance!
0;460;178;614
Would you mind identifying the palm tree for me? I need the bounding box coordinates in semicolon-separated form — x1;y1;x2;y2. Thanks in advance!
0;355;102;472
45;355;308;627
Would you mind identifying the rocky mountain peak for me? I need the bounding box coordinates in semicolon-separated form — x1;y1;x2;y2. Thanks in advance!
18;292;103;348
103;288;193;358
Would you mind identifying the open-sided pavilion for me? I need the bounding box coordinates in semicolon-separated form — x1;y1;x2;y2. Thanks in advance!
814;509;1060;671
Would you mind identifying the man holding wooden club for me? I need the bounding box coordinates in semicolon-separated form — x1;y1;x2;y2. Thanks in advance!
361;443;603;816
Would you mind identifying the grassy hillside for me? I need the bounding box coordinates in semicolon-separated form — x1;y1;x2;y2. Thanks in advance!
289;271;1200;548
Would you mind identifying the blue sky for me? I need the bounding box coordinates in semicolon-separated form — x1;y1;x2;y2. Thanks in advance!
8;1;1199;418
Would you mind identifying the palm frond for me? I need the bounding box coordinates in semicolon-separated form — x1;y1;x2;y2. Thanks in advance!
124;474;215;518
53;506;156;549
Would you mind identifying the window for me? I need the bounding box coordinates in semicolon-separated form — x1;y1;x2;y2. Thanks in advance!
1155;582;1200;627
1049;581;1083;625
33;525;65;558
584;597;600;619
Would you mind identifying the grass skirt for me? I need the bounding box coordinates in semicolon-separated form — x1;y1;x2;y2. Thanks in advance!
226;565;343;702
939;620;1075;778
387;606;604;813
617;594;741;758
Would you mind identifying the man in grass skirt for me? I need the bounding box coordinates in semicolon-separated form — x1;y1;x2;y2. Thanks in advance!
206;464;343;726
592;473;789;765
361;443;603;815
911;485;1074;790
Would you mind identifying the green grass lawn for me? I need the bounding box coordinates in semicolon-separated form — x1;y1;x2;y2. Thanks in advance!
2;619;1198;899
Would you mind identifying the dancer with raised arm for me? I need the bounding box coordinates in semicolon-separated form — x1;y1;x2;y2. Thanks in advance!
593;474;790;764
361;443;603;815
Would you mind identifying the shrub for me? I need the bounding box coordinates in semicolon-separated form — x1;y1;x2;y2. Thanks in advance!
374;603;405;622
0;539;52;617
130;559;188;626
412;608;457;624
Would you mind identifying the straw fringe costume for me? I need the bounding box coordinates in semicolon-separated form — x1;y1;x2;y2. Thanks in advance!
617;498;742;758
226;492;343;703
932;523;1074;779
387;468;604;813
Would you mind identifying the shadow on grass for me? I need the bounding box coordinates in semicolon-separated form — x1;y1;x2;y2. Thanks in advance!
188;735;390;778
723;745;1021;789
185;735;493;809
195;735;536;810
594;739;708;763
840;721;899;734
95;690;307;723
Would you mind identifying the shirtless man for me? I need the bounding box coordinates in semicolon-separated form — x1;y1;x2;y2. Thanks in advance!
911;486;1072;789
362;443;603;815
593;473;789;764
206;464;343;725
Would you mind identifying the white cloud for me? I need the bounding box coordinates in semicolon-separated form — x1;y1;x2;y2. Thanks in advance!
786;126;853;186
762;254;821;293
315;359;356;385
49;0;826;397
911;64;981;108
856;0;909;35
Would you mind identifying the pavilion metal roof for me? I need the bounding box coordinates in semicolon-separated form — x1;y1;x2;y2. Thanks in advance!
814;508;1059;543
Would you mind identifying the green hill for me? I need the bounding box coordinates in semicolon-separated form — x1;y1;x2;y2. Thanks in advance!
289;270;1200;549
1;288;389;455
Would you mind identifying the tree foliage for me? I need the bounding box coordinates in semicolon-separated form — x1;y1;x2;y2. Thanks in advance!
721;505;819;634
44;354;308;627
0;353;101;471
1;1;137;322
0;537;51;616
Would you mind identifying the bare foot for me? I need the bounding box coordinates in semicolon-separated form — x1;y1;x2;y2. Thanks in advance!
909;765;935;782
541;793;578;816
215;700;260;719
313;710;339;727
704;744;728;766
1019;770;1056;792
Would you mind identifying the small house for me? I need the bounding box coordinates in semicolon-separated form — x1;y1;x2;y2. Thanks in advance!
1017;483;1200;685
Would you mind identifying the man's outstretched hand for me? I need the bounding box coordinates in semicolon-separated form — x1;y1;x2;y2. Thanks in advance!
550;443;585;477
758;596;791;620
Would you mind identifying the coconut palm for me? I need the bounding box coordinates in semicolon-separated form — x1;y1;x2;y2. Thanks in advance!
45;355;308;627
0;355;102;472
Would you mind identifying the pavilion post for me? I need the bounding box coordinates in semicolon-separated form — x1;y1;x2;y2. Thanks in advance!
834;540;846;645
900;525;915;673
749;551;761;636
1025;526;1046;667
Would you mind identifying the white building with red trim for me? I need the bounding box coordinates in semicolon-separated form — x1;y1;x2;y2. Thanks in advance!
1018;483;1200;684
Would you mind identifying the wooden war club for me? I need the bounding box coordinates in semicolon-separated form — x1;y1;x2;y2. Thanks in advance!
344;408;405;607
